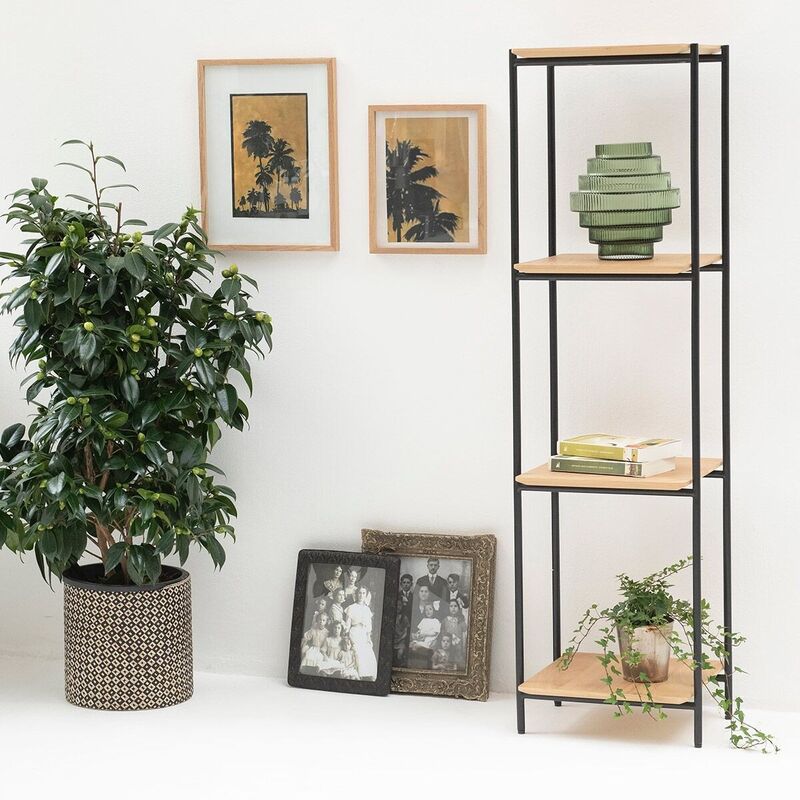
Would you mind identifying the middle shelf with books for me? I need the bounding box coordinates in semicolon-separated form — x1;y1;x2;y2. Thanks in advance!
516;456;722;495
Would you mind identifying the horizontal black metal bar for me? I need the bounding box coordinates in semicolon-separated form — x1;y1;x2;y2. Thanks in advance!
515;483;695;498
515;272;692;282
517;691;695;710
515;266;722;282
514;54;722;68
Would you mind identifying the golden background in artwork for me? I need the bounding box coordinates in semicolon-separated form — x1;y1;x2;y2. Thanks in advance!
230;93;308;216
385;116;469;243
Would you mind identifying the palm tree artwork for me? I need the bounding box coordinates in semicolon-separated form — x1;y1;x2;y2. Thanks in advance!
231;94;308;219
385;139;462;243
267;139;296;200
254;164;273;213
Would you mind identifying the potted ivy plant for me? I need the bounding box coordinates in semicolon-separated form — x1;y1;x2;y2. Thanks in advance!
560;557;777;752
0;140;272;710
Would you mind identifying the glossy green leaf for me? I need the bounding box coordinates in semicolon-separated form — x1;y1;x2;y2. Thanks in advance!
79;332;98;363
189;296;208;325
23;299;43;330
215;385;238;423
121;374;139;406
1;424;25;449
98;273;117;307
219;320;237;340
68;272;85;303
97;154;126;171
104;542;127;575
123;251;146;281
44;252;65;276
47;472;66;496
221;277;241;301
194;358;217;391
99;409;128;428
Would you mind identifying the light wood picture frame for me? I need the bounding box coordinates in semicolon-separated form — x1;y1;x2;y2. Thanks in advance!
198;58;339;251
369;104;486;255
361;529;496;700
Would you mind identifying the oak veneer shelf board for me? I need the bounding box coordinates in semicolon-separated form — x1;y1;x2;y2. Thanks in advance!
516;456;722;491
518;653;722;705
515;253;722;276
512;44;722;59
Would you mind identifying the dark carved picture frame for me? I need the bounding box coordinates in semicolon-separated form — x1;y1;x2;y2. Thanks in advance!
361;530;496;701
288;549;400;696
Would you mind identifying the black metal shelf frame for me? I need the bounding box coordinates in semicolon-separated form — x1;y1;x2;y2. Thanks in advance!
509;44;731;748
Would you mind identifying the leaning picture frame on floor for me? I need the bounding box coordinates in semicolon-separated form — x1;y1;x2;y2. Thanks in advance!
361;529;496;700
198;57;339;251
288;550;400;696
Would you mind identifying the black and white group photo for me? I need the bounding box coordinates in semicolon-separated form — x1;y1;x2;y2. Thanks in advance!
299;564;386;682
393;556;472;673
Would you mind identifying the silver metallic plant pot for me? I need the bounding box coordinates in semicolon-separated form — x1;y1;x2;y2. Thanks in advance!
63;563;193;710
617;622;673;683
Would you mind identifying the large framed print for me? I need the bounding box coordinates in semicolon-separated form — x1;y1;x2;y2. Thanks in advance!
369;104;486;255
198;58;339;251
361;529;496;700
288;550;400;696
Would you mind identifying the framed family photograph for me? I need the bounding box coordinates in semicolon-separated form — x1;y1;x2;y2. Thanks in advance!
361;529;496;700
198;58;339;251
288;550;399;696
369;104;486;254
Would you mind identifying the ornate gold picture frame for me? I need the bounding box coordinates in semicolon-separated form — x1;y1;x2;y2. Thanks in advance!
361;529;496;700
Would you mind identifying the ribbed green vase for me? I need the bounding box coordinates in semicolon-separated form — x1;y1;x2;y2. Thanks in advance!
570;143;680;260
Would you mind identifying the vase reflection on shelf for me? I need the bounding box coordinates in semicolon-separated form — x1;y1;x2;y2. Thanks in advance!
570;142;681;260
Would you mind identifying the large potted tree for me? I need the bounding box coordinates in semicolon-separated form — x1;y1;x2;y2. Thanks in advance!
0;141;272;710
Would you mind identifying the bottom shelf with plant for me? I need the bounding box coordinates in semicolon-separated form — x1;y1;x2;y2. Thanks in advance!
519;652;719;707
519;557;778;752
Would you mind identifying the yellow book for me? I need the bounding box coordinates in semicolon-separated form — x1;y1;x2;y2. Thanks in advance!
557;433;681;463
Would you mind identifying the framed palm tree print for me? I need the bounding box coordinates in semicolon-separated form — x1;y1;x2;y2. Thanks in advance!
198;58;339;251
369;105;486;254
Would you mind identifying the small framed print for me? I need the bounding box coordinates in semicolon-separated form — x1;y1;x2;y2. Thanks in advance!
362;529;496;700
288;550;399;696
198;58;339;251
369;104;486;254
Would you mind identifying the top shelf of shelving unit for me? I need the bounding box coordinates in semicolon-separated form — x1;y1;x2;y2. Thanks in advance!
511;44;722;59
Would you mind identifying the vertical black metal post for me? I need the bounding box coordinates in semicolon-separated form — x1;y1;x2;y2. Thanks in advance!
689;42;703;749
510;50;525;734
720;44;733;716
546;67;562;701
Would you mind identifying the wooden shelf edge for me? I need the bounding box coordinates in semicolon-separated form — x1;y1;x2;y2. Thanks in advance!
512;44;722;59
519;653;721;705
516;456;722;492
515;253;722;276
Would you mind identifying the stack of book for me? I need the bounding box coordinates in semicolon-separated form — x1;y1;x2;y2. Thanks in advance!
550;434;682;478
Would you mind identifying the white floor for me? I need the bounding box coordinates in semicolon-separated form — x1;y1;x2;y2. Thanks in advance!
0;655;794;798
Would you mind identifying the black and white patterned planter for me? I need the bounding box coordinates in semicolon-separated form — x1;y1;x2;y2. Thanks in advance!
63;564;193;711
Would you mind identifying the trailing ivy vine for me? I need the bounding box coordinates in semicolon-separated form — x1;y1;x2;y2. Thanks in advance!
560;557;777;752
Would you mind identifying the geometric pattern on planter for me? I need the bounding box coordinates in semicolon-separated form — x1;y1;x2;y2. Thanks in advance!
63;573;193;711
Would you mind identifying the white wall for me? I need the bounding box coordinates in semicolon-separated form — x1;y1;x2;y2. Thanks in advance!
1;0;798;711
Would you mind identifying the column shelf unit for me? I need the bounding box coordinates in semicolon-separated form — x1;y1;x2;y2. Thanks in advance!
509;43;731;748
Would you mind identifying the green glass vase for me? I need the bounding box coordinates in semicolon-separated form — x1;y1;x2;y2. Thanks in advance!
570;142;680;260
